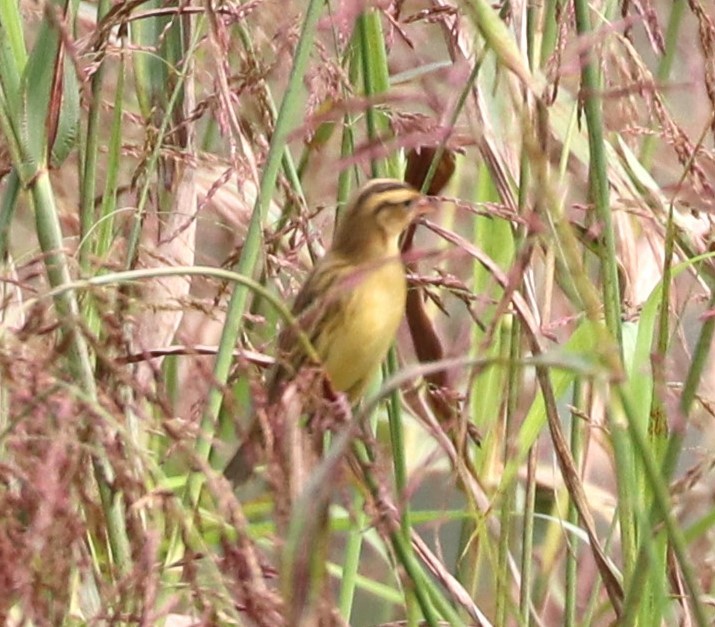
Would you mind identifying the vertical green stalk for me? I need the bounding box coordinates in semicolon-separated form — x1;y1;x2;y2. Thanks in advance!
637;187;677;626
571;0;621;346
356;443;458;627
94;37;126;261
82;11;126;347
564;382;585;625
520;444;537;624
384;348;415;621
515;14;537;623
32;170;132;571
358;8;418;622
0;170;20;260
497;121;529;619
190;0;325;501
677;282;715;438
79;0;112;271
336;40;363;621
0;0;132;578
539;0;560;68
336;503;367;621
572;0;635;586
123;7;204;271
620;516;665;626
33;173;96;393
617;389;709;626
460;163;503;595
336;39;360;216
358;9;391;179
496;322;516;627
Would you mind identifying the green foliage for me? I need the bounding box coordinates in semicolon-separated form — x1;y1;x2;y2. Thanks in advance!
1;0;714;625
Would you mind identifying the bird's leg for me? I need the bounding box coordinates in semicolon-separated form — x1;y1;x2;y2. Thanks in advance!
307;378;352;436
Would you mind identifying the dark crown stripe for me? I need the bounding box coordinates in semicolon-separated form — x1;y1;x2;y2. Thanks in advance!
353;180;416;213
356;183;419;218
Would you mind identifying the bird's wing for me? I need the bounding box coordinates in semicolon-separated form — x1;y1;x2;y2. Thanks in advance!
266;254;353;402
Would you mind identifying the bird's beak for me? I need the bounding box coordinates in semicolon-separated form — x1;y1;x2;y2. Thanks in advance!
411;197;435;217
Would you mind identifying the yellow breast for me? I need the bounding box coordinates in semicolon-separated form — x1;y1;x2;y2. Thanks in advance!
317;258;407;400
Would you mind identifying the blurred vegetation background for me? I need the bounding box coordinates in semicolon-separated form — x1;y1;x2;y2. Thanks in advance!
1;0;715;625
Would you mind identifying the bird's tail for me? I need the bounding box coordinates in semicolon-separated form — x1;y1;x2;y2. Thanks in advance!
223;434;261;485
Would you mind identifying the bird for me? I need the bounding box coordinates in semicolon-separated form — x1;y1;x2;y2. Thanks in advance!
224;178;426;484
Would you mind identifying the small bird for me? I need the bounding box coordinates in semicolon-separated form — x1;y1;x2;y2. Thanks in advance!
224;178;425;484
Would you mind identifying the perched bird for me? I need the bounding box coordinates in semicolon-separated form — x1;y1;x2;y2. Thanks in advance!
224;178;425;484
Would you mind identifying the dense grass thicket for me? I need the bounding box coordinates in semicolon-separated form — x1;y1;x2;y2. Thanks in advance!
1;0;715;625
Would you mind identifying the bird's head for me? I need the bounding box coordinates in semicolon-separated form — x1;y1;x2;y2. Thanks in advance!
333;179;426;260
